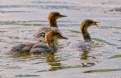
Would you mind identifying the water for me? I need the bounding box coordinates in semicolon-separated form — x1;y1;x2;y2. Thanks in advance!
0;0;121;78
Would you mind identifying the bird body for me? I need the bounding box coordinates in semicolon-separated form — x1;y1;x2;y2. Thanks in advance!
30;42;52;54
10;43;34;54
80;19;99;51
9;30;67;55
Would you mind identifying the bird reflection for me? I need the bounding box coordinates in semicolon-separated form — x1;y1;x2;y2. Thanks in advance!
80;50;98;67
81;51;90;60
45;52;62;71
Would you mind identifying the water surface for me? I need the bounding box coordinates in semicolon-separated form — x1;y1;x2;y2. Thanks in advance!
0;0;121;78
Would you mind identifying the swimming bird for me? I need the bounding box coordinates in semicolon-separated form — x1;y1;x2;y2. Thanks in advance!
66;19;99;52
34;12;67;42
79;19;99;51
9;30;67;55
30;30;68;54
80;19;99;42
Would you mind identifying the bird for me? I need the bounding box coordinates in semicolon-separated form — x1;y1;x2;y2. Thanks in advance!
80;19;99;42
66;19;99;52
30;30;68;54
9;30;68;55
33;12;67;42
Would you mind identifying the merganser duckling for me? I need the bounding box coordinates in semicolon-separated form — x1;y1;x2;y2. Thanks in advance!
30;30;68;54
34;12;67;42
79;19;99;51
9;30;67;55
80;19;99;42
67;19;99;52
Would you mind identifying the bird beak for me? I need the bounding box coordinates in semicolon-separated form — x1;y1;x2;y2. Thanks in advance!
60;14;67;18
59;35;68;39
54;35;68;46
94;21;100;27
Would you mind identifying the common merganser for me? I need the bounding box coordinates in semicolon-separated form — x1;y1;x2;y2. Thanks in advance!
80;19;99;42
30;30;68;54
9;30;68;55
34;12;67;42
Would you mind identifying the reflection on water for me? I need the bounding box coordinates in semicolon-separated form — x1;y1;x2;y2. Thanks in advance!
83;69;121;73
0;5;78;10
44;53;62;71
1;0;121;78
15;74;40;78
80;51;96;67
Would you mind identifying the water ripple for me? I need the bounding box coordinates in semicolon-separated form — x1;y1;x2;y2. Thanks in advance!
0;5;79;10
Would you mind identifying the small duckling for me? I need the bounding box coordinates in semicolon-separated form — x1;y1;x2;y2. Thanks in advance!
9;30;67;55
67;19;99;51
80;19;99;42
30;30;68;54
34;12;67;42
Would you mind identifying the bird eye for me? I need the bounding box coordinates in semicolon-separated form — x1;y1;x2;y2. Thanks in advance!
38;32;45;37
